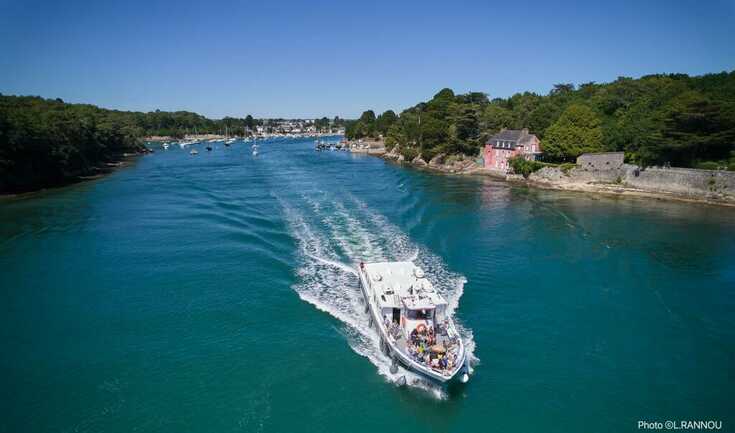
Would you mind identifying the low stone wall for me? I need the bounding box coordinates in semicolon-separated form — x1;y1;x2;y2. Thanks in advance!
529;164;735;204
623;166;735;199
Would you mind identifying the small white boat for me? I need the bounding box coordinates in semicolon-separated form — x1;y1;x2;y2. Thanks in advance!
190;149;199;155
357;261;469;384
162;142;170;150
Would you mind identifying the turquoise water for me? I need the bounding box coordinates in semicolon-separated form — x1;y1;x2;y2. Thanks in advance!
1;137;734;433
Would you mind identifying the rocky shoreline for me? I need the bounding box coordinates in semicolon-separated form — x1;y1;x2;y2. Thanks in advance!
352;144;735;207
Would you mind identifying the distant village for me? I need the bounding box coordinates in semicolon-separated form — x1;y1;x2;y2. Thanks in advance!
251;119;345;136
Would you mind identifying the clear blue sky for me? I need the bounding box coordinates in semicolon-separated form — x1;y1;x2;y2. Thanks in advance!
1;0;733;119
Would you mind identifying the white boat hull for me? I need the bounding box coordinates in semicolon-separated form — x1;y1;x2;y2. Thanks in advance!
357;266;467;384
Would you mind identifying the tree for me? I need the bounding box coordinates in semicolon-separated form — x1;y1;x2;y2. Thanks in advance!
481;104;513;135
527;102;561;138
448;104;481;154
551;83;575;95
245;115;255;130
347;71;735;168
508;155;545;178
543;104;604;161
358;110;376;124
658;91;735;166
375;110;398;136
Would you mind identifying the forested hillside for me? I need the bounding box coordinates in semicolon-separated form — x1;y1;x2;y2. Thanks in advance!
346;71;735;169
0;96;151;193
0;96;257;193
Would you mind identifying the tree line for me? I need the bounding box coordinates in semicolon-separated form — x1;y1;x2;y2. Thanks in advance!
346;71;735;169
0;95;344;193
1;95;152;193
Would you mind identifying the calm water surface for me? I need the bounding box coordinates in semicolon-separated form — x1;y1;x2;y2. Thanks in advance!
1;137;734;433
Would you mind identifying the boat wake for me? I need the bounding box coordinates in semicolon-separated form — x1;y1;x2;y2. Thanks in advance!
279;194;478;399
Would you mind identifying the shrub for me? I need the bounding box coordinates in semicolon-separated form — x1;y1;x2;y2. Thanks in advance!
696;161;721;170
422;146;440;162
399;146;419;161
559;163;576;175
445;154;461;165
508;156;545;178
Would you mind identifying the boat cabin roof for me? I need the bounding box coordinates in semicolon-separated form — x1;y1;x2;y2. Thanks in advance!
362;261;446;310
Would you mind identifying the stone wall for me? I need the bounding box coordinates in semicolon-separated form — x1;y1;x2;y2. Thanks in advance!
528;163;735;203
623;166;735;200
530;165;622;184
576;152;625;170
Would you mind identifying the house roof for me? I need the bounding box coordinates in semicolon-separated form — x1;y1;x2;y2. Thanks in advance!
489;129;525;142
486;129;539;150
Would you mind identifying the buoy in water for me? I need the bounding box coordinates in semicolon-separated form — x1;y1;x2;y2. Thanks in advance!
460;371;470;384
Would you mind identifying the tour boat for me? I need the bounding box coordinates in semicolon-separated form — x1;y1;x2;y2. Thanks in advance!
357;261;469;384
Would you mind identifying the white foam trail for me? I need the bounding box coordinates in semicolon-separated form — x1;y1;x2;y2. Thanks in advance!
350;196;480;374
402;248;420;263
280;194;477;398
305;253;357;276
349;195;480;370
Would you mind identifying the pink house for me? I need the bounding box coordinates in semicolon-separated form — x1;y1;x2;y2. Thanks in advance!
483;128;541;171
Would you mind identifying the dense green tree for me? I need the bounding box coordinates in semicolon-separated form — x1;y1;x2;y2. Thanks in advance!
370;71;735;167
0;96;145;193
345;110;379;139
0;96;284;192
244;115;255;130
480;104;514;135
543;104;604;161
314;116;330;131
375;110;398;136
527;102;562;139
359;110;376;124
658;91;735;166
